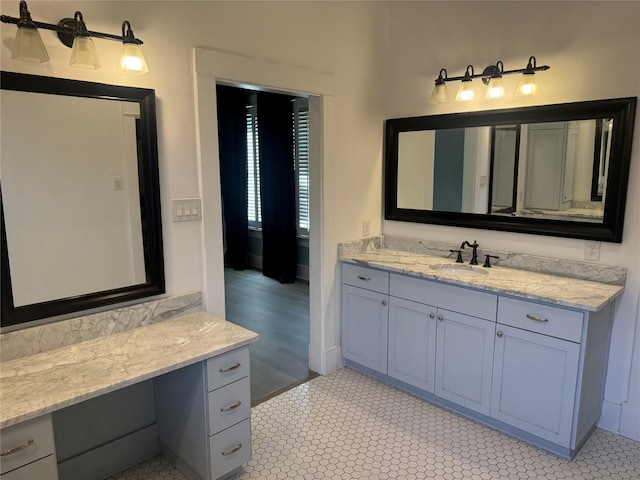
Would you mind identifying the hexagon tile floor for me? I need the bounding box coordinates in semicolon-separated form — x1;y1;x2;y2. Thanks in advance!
110;367;640;480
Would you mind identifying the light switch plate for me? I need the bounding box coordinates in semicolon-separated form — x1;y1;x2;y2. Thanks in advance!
172;198;202;222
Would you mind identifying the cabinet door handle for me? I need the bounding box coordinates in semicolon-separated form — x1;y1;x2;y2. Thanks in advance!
221;401;242;413
1;438;33;457
437;315;443;321
219;362;241;373
357;275;370;281
496;331;503;337
526;314;549;323
222;443;243;456
429;313;435;319
381;300;387;306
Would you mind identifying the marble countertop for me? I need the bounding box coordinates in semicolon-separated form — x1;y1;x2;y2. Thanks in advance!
340;249;623;312
0;312;258;429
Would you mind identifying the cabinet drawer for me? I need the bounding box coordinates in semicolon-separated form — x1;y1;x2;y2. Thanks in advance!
209;419;251;480
390;273;497;321
1;454;57;480
343;264;389;294
497;297;584;343
0;415;56;475
208;377;251;436
207;346;250;392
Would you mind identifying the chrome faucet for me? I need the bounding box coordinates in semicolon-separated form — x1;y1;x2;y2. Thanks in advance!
460;240;480;265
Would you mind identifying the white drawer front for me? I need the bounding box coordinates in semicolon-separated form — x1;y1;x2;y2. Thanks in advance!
390;273;497;321
1;454;58;480
342;264;389;294
497;297;584;343
0;415;56;475
207;346;250;392
209;419;251;480
208;377;251;436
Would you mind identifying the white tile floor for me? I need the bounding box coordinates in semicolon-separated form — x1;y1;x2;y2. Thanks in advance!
111;368;640;480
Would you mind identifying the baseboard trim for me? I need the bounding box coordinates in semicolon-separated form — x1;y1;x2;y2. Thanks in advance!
57;424;159;480
619;401;640;441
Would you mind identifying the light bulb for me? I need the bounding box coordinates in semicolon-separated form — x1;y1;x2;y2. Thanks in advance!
455;82;475;102
485;77;505;99
119;43;149;74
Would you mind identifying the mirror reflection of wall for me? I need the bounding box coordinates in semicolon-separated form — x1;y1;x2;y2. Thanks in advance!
396;119;606;224
397;128;490;214
1;90;145;306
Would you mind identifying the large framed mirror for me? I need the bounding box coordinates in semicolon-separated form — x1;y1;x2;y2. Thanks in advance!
1;72;164;327
385;98;637;242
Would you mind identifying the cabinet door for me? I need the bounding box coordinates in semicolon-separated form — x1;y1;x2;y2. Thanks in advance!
341;285;388;373
491;324;580;447
524;124;565;210
388;297;437;393
435;310;495;415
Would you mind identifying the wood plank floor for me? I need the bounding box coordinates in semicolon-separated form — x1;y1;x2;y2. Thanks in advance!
224;268;314;404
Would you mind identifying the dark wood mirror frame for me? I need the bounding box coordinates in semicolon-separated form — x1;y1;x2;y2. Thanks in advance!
1;71;165;327
384;97;637;243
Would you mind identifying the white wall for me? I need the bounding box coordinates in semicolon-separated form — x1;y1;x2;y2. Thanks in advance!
1;90;144;305
382;1;640;440
0;1;386;372
1;0;638;441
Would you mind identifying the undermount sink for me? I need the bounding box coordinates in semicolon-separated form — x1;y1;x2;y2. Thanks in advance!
429;263;488;276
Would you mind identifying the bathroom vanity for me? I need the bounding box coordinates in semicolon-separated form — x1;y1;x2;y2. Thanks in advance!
0;312;258;480
340;241;624;458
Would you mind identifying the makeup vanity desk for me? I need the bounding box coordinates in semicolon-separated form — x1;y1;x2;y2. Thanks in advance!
0;312;258;480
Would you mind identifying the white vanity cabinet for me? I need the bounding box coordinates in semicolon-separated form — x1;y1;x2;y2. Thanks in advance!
388;297;437;393
155;346;251;480
491;297;607;451
341;264;390;374
389;273;497;416
435;309;495;416
342;264;498;411
0;414;58;480
340;261;615;458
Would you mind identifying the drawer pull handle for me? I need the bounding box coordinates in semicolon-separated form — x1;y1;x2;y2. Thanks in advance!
429;313;435;319
496;331;503;337
357;275;371;281
219;362;241;373
437;315;444;321
221;401;242;413
382;300;387;306
222;443;243;456
526;314;549;323
1;438;33;457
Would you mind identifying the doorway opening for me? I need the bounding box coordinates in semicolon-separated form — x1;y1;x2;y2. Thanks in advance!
216;84;316;404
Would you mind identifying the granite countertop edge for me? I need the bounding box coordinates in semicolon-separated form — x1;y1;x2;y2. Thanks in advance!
339;249;624;312
0;312;258;429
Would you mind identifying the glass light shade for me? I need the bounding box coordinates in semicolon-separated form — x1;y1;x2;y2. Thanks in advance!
516;74;540;96
485;77;505;99
69;36;101;69
119;43;149;74
11;27;49;63
429;84;450;104
455;81;475;102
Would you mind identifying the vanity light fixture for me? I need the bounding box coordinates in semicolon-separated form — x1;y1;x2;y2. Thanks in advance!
455;65;476;102
429;56;549;104
1;1;148;73
428;69;450;104
484;61;506;99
